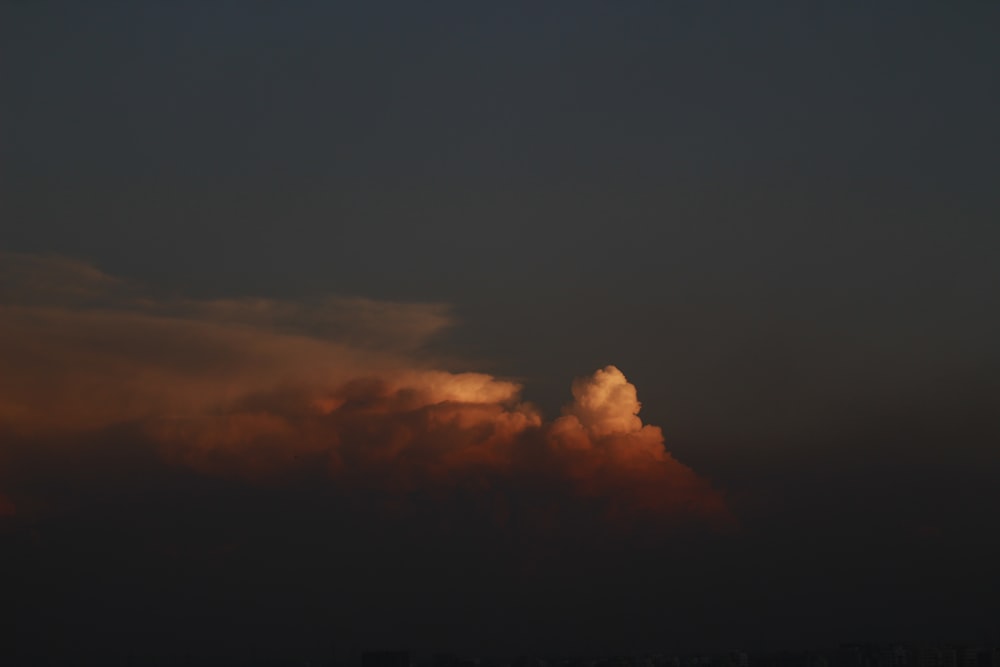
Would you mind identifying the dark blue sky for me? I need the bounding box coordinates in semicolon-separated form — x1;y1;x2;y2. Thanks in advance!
5;1;997;453
3;2;1000;661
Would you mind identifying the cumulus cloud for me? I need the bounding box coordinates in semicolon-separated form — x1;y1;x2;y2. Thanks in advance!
562;365;644;437
0;253;728;526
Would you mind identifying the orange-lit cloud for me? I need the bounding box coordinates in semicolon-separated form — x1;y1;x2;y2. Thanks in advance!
0;253;728;526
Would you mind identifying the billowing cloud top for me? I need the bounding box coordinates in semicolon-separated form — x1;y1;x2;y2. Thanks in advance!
0;253;728;527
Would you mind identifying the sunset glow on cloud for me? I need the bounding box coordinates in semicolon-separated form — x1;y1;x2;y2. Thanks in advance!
0;253;728;526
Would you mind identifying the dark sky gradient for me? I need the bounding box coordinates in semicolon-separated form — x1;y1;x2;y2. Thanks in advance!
3;2;1000;663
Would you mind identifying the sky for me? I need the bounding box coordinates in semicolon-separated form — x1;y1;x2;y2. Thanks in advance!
2;2;1000;664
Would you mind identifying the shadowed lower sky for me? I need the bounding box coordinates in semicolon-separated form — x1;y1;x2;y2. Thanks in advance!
2;2;1000;663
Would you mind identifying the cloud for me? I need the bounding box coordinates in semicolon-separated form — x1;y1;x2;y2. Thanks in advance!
562;365;644;437
0;252;131;306
0;253;728;526
547;366;729;522
0;252;453;436
172;295;455;352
